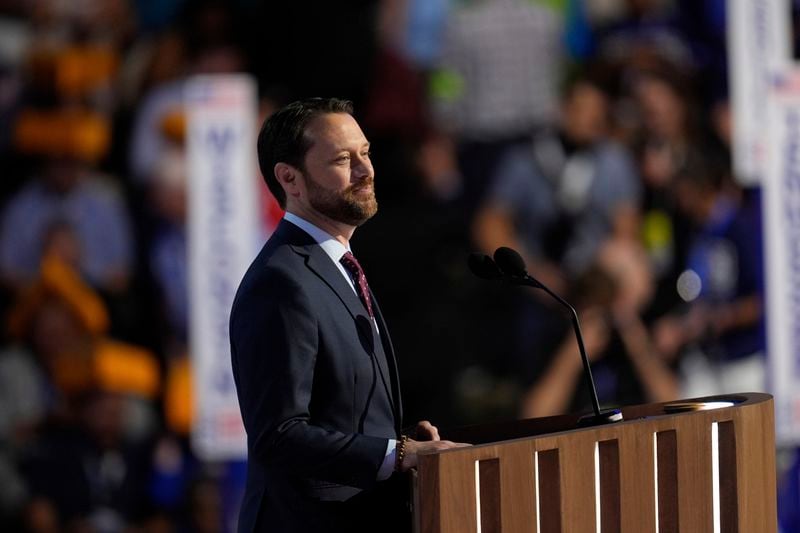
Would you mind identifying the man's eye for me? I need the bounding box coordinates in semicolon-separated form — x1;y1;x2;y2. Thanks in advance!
336;156;350;163
362;151;371;158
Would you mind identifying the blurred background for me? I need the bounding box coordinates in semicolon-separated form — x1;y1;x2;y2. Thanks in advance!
0;0;797;531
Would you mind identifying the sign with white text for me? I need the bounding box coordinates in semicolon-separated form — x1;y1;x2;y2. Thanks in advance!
728;0;791;184
764;69;800;445
187;74;260;460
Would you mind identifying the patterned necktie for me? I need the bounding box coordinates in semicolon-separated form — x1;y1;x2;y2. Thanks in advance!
340;251;374;319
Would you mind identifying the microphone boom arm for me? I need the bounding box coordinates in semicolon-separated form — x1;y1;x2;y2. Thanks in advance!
516;276;603;420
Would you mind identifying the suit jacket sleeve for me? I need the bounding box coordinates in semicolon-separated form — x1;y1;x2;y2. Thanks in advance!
230;266;389;489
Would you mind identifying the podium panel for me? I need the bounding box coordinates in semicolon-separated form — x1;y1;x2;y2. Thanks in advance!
414;393;776;533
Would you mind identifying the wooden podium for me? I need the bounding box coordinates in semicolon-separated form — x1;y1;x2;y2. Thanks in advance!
413;393;776;533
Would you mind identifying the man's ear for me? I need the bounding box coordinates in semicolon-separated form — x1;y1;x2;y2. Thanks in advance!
274;163;301;200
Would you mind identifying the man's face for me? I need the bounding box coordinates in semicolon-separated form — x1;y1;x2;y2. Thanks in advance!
562;83;608;145
298;113;377;226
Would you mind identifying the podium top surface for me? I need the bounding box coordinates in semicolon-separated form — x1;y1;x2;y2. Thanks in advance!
440;392;772;447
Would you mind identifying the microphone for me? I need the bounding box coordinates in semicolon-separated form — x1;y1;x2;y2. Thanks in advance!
493;247;542;288
467;253;503;280
471;247;622;426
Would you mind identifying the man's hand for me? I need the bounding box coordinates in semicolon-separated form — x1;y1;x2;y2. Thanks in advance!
399;439;470;472
413;420;440;441
397;420;470;471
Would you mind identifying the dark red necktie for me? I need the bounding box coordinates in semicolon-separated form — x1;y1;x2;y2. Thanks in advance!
340;251;374;319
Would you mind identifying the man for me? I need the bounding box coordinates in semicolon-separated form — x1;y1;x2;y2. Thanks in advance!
230;98;463;533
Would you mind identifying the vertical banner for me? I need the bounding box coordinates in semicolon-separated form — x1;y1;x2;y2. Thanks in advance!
187;75;260;460
765;70;800;445
728;0;791;185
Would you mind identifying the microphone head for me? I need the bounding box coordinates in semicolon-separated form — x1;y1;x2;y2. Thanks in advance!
467;253;503;280
493;247;527;277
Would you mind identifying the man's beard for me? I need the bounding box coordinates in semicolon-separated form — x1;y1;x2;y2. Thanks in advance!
305;174;378;226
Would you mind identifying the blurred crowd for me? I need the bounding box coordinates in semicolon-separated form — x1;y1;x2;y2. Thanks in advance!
0;0;784;531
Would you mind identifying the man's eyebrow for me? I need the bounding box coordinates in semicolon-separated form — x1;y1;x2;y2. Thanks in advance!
331;141;370;152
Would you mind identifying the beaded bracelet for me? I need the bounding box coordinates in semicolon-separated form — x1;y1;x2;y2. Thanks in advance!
395;435;409;472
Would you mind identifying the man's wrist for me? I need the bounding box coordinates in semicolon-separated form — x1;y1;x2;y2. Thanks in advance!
395;435;409;472
377;439;397;480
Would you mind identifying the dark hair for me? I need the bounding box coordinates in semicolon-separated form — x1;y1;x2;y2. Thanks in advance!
569;264;618;309
560;70;608;102
256;97;354;208
674;148;729;193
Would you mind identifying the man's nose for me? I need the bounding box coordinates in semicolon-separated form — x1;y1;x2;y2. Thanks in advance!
352;159;373;180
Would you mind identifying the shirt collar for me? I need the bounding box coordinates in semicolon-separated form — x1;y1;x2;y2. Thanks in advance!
283;211;351;264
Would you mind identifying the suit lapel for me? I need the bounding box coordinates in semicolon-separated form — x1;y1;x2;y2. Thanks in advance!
370;290;403;432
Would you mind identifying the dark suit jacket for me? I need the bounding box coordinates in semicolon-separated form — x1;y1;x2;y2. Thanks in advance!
230;219;405;533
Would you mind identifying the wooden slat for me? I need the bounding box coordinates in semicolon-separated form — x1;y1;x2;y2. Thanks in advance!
598;439;620;533
479;459;502;533
618;431;656;533
735;399;777;532
438;453;479;533
412;469;421;533
499;442;536;533
418;454;440;533
676;418;714;532
538;448;562;533
560;438;597;533
656;430;678;533
718;420;739;533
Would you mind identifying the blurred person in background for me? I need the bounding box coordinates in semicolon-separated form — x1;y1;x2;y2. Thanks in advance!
0;233;160;531
4;238;160;430
633;70;701;193
473;74;640;380
430;0;563;211
0;240;71;528
630;69;705;320
22;388;155;533
147;146;188;352
0;152;134;296
475;75;640;284
20;0;133;114
652;151;765;396
0;101;134;295
519;240;677;418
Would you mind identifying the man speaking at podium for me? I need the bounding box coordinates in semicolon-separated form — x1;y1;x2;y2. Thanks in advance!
230;98;464;533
